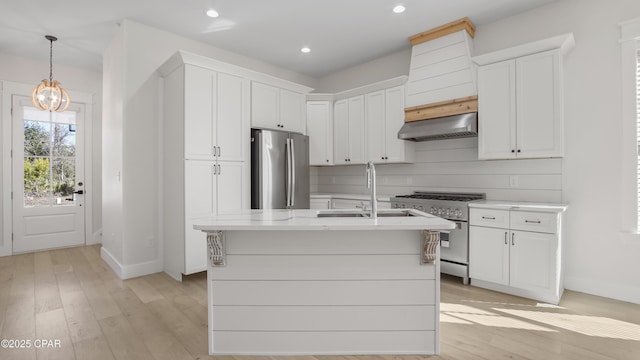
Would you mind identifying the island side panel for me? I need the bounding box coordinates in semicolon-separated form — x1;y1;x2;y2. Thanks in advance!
207;230;439;355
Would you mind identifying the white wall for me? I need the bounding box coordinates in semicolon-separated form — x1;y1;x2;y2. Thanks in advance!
101;20;317;278
316;49;411;93
313;0;640;303
0;52;102;255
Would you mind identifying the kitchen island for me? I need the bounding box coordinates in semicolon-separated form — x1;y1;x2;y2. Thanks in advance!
194;209;455;356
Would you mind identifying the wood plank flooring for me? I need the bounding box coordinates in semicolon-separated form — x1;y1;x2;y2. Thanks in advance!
0;245;638;360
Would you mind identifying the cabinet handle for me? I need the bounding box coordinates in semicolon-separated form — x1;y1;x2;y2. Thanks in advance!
517;149;521;153
504;232;508;245
511;232;515;246
212;165;217;175
525;220;541;224
511;149;515;153
482;216;496;220
213;146;217;156
218;146;221;157
218;164;221;175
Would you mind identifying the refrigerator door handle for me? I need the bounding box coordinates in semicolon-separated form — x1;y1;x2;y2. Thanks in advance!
290;137;296;208
286;138;292;207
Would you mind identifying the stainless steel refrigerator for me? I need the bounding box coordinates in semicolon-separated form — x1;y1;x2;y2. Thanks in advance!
251;128;310;209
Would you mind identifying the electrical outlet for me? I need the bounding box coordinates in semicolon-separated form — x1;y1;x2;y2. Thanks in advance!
509;176;519;188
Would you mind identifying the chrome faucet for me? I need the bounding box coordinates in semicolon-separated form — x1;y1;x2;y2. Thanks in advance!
366;161;377;219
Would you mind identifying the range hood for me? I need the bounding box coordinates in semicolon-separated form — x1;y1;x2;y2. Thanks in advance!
398;112;477;141
400;18;478;142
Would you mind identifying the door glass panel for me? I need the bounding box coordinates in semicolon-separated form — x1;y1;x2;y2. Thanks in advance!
52;158;75;206
23;156;51;207
22;106;77;207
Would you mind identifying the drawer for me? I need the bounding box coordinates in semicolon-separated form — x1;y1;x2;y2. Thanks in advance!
510;211;558;234
331;199;369;210
469;208;510;228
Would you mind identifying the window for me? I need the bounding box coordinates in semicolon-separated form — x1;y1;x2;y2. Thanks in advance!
620;18;640;233
637;48;640;229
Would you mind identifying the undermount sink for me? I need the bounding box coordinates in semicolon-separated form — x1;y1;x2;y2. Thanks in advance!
316;209;420;218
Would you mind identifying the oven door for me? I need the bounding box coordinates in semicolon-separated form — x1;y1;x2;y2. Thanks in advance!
439;220;468;264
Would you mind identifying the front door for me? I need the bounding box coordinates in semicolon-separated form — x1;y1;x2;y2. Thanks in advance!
11;96;85;253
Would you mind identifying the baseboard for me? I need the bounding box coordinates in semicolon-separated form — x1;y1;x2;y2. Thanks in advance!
100;246;163;280
87;228;102;245
565;276;640;304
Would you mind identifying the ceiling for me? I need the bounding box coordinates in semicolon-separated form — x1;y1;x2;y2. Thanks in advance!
0;0;558;78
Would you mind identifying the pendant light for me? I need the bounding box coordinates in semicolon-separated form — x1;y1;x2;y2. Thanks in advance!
31;35;70;112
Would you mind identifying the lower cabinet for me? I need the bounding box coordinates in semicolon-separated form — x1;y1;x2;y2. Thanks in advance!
170;160;247;280
469;207;563;304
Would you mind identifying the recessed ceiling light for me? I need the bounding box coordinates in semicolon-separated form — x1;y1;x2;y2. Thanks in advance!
206;9;219;18
393;5;406;14
301;47;311;53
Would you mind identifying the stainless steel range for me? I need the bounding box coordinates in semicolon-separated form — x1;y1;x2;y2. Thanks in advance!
391;191;485;284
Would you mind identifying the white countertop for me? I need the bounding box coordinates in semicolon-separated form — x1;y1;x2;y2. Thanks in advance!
193;209;455;231
311;193;393;202
469;200;568;212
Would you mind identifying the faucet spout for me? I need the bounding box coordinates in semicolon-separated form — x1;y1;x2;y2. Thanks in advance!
366;161;377;219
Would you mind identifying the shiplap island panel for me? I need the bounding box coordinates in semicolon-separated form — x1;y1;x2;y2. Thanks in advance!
194;209;454;355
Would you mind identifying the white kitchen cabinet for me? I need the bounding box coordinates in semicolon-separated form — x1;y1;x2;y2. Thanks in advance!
184;66;245;161
306;100;333;165
161;59;250;281
477;50;562;159
251;81;306;134
333;96;365;165
469;205;564;304
469;226;510;285
184;160;246;274
367;86;414;164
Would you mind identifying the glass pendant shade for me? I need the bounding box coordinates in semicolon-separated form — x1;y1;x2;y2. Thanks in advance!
31;35;70;112
32;79;70;112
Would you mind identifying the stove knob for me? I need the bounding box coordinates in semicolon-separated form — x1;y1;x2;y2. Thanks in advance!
430;207;436;214
445;208;452;217
418;206;425;211
437;208;444;216
455;209;462;218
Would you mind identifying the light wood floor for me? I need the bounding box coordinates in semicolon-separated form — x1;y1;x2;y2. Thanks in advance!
0;245;639;360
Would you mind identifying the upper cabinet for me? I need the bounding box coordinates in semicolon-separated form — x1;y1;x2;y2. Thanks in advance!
333;96;366;165
477;50;561;159
306;99;333;166
181;64;247;162
367;86;414;164
473;33;575;160
251;81;306;134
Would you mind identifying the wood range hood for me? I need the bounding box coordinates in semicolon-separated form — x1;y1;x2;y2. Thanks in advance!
399;18;479;141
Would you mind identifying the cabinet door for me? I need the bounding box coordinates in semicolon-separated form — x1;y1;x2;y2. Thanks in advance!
333;99;349;165
366;90;386;163
216;73;245;162
509;230;557;293
280;89;306;133
184;65;215;160
477;60;516;160
307;101;333;165
216;161;246;214
384;86;408;163
251;81;279;129
348;95;366;164
184;160;216;274
516;50;562;158
469;226;509;285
